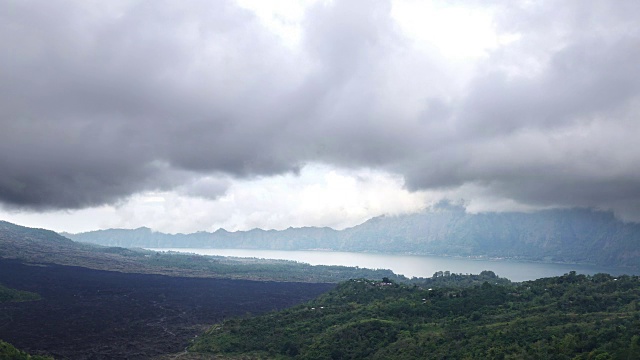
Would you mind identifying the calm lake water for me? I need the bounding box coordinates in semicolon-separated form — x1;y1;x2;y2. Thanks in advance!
149;248;633;282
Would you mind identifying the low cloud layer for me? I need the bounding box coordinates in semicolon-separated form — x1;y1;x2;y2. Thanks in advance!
2;0;640;222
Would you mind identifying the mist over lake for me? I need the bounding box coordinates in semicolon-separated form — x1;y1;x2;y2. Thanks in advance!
148;248;631;282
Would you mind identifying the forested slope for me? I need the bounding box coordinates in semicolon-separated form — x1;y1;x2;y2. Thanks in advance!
191;272;640;359
0;340;52;360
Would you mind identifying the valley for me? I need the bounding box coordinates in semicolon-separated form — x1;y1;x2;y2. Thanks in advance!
3;1;639;359
2;220;639;359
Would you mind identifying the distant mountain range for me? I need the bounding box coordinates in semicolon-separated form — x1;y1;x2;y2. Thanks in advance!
0;220;403;282
65;207;640;269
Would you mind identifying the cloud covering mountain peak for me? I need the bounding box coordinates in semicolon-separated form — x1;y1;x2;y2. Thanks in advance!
2;0;640;229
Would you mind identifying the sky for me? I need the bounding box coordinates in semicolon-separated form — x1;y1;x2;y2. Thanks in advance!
1;0;640;234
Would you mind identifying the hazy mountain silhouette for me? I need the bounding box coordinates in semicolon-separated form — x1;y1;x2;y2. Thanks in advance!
65;208;640;269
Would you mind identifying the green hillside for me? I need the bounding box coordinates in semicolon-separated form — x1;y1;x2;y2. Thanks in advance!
0;283;40;303
191;272;640;359
0;340;52;360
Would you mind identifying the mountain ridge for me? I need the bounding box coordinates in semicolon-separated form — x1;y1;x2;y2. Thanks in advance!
0;220;404;283
65;207;640;269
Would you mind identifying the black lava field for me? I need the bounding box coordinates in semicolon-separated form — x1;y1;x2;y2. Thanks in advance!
0;259;334;359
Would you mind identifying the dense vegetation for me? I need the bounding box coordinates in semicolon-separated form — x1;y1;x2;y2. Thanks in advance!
0;283;40;303
0;220;402;283
191;272;640;359
409;270;513;288
0;340;52;360
67;208;640;269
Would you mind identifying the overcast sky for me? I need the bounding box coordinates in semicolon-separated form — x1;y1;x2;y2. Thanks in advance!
1;0;640;233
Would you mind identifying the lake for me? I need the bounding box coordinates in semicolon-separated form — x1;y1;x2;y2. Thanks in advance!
148;248;633;282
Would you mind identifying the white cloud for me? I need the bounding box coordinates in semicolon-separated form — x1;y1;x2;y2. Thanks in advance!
2;0;640;231
234;0;311;49
0;164;430;233
391;1;500;59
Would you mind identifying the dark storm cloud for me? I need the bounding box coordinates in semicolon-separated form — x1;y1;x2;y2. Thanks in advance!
457;38;640;138
0;0;301;208
414;1;640;217
2;0;640;220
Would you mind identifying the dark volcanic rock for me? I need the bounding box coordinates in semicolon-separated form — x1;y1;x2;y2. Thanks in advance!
0;259;333;359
